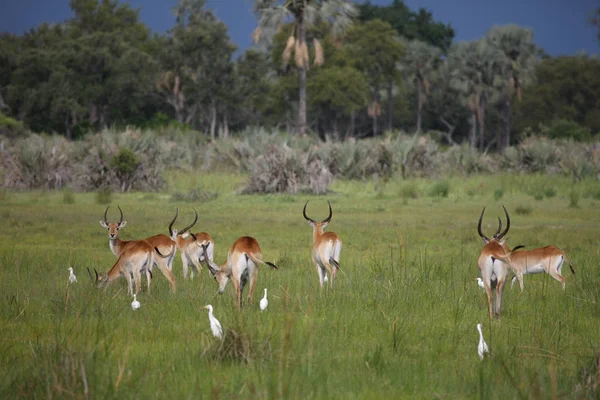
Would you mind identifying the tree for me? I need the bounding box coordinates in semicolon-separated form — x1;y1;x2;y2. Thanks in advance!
512;55;600;135
308;66;368;137
358;0;454;53
487;25;537;150
450;40;503;149
234;49;274;128
158;0;236;136
343;19;404;135
253;0;358;135
400;40;441;133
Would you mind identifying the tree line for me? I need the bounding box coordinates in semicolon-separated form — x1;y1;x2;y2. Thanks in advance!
0;0;599;151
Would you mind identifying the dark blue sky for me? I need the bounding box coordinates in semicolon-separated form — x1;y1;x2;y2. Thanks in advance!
1;0;599;57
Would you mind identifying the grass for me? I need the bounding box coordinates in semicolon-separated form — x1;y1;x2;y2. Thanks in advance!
1;172;599;399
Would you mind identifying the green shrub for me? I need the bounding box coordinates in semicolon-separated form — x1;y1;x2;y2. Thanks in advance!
0;112;27;138
546;119;591;141
544;187;557;198
428;181;449;198
515;205;532;215
171;188;218;203
493;188;504;201
62;188;75;204
96;187;112;204
399;183;419;201
569;190;580;208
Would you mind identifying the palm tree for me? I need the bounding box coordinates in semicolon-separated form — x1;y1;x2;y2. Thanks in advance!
400;40;441;133
487;25;537;150
253;0;357;135
450;40;503;150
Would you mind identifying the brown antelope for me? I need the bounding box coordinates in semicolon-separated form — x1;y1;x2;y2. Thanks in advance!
492;245;575;291
171;208;217;280
476;205;513;318
99;206;177;292
303;200;342;287
92;241;175;295
209;236;278;309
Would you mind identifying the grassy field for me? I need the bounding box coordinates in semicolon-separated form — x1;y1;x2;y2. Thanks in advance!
1;172;599;399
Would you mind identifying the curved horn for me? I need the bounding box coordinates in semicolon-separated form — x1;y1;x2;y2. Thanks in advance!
94;268;99;280
104;206;110;224
322;200;333;224
493;217;502;238
180;208;198;235
477;207;489;242
303;201;316;223
117;205;124;225
168;208;178;238
497;205;510;239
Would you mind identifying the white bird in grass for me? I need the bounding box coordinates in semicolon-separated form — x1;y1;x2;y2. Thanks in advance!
476;277;485;290
131;294;141;310
204;304;223;339
477;323;489;361
260;288;268;311
67;267;77;283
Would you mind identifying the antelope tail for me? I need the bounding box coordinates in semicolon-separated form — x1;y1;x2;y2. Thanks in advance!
155;246;175;258
247;252;278;270
329;258;341;270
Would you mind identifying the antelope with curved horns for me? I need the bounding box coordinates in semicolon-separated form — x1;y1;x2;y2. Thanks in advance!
476;205;513;318
91;242;175;295
171;208;217;280
99;206;178;292
209;236;278;309
492;245;575;291
303;200;342;287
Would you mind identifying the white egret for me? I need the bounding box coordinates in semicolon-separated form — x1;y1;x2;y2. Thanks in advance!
476;277;484;289
260;288;268;311
204;304;223;339
477;323;489;361
68;267;77;283
131;294;141;310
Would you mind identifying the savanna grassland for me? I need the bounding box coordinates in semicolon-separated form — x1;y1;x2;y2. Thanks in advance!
1;172;599;399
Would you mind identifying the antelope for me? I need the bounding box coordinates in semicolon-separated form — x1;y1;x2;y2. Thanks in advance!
92;241;174;295
303;200;342;287
209;236;278;309
99;206;178;292
171;208;217;280
492;245;575;291
476;205;513;318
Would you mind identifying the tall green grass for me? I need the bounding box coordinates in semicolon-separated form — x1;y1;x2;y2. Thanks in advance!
0;173;599;398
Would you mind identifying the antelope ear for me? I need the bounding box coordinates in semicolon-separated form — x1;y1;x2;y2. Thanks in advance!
100;221;108;228
321;221;329;229
119;220;127;228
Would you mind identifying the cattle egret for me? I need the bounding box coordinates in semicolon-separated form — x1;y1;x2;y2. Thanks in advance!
477;323;489;361
204;304;223;339
131;294;141;310
476;277;484;289
260;288;268;311
68;267;77;283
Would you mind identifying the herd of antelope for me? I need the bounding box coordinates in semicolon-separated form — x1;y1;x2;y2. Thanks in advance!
91;200;341;309
91;201;573;316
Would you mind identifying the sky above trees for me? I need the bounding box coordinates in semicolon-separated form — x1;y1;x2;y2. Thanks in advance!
1;0;599;57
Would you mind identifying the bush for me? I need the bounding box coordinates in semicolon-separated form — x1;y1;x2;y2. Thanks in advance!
96;187;112;204
569;190;580;208
62;187;75;204
494;188;504;201
428;181;449;198
171;188;218;203
545;119;591;141
0;112;27;138
515;205;532;215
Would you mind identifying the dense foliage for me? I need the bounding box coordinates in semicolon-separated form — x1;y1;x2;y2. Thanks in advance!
0;0;598;149
2;129;599;193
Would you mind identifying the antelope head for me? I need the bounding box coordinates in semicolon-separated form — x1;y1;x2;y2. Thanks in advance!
99;206;127;239
303;200;333;240
477;205;510;245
